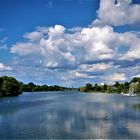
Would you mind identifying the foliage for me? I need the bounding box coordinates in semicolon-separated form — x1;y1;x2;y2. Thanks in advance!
130;82;140;94
1;75;140;97
19;82;75;92
0;76;21;97
0;76;76;97
79;77;140;95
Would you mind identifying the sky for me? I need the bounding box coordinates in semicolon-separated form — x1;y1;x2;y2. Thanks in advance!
1;0;140;87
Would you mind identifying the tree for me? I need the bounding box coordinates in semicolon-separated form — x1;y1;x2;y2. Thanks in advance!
79;86;87;92
93;83;101;92
122;82;129;93
0;77;3;96
85;83;93;92
28;82;36;91
114;82;120;88
131;77;140;83
130;82;140;94
1;76;21;96
103;84;107;91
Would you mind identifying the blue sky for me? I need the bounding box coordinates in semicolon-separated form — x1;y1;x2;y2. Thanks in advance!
0;0;97;43
1;0;140;87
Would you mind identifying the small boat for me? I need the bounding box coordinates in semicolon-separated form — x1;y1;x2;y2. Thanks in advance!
121;89;137;97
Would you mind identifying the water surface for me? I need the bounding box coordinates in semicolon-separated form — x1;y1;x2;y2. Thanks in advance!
0;91;140;139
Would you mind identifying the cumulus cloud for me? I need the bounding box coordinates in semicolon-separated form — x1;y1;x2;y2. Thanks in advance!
8;0;140;85
11;24;140;67
10;23;140;85
119;32;140;60
10;25;116;68
122;44;140;60
72;71;95;79
79;63;113;72
24;31;44;41
104;73;126;82
11;42;42;56
0;63;12;71
93;0;140;26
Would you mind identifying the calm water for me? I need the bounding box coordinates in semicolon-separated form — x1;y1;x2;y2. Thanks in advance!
0;91;140;139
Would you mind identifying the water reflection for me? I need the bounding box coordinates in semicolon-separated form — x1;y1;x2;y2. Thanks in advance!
0;92;140;139
133;104;140;111
127;122;140;137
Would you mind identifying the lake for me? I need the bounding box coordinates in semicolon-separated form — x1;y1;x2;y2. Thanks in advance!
0;91;140;139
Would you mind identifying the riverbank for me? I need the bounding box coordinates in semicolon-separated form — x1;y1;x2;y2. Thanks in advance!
79;77;140;96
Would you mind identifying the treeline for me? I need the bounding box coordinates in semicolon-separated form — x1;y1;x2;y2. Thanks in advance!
0;76;75;97
19;82;74;92
1;75;140;97
79;77;140;95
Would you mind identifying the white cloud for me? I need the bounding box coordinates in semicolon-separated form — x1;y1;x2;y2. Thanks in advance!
48;25;65;37
24;31;44;41
79;63;113;72
11;24;140;67
1;0;140;86
104;73;126;82
73;71;89;78
93;0;140;26
0;63;12;71
9;23;140;85
123;47;140;60
11;25;119;69
81;26;116;60
72;71;95;79
11;42;42;56
119;32;140;60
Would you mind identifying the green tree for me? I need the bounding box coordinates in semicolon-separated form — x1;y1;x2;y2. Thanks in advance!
85;83;93;92
28;82;36;91
122;82;129;93
79;86;87;92
93;83;101;92
131;77;140;83
103;84;107;91
0;77;3;96
130;82;140;94
1;76;21;96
